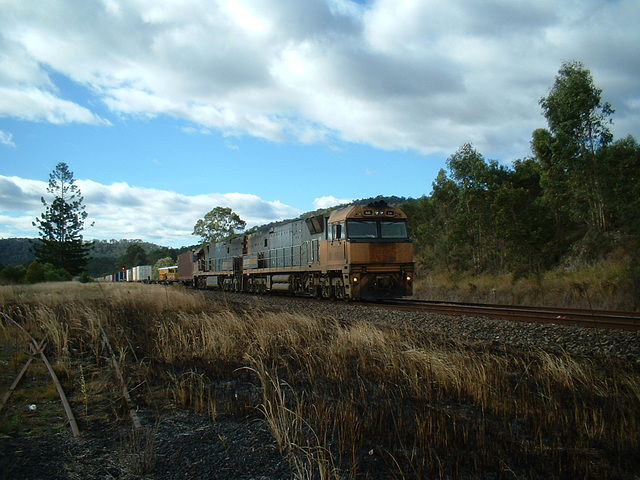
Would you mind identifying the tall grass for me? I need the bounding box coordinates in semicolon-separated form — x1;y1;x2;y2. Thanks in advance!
413;258;640;311
1;283;638;478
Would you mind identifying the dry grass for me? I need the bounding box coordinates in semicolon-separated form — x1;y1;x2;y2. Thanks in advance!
414;259;640;311
1;282;639;478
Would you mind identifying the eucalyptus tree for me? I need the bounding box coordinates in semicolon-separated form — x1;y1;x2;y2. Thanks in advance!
32;162;92;275
537;60;614;232
193;206;246;244
445;144;510;272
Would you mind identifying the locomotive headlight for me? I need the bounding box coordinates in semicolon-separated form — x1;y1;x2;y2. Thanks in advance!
406;274;412;283
352;275;359;283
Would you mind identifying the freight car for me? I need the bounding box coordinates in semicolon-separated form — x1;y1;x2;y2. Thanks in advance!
181;202;413;300
102;265;153;282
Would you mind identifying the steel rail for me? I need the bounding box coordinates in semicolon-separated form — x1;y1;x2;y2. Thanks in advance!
377;299;640;331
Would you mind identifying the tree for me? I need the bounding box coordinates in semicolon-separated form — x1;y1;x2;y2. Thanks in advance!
25;261;46;284
193;206;246;244
597;136;640;234
115;243;148;270
32;163;92;275
537;60;615;232
445;144;510;272
492;158;554;273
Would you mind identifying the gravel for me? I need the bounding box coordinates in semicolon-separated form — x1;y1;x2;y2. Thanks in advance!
225;292;640;361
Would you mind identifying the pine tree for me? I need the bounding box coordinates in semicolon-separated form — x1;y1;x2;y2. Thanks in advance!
32;162;92;276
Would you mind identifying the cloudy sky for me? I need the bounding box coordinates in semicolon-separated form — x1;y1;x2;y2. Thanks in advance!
1;0;639;248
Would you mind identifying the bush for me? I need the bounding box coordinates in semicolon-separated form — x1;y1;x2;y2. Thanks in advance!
79;271;93;283
24;261;71;284
25;261;45;284
0;264;27;284
43;264;72;282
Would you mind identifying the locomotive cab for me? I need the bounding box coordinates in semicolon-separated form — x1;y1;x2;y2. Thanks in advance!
325;202;413;300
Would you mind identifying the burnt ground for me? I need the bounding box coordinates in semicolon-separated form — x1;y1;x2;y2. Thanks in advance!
0;408;290;480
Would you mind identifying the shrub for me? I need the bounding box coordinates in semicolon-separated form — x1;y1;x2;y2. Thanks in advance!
0;264;27;284
25;261;45;284
79;271;93;283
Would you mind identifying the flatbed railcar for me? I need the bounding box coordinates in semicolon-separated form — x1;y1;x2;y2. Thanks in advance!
181;202;413;300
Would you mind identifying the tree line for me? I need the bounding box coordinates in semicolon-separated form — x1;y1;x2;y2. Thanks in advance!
401;61;639;277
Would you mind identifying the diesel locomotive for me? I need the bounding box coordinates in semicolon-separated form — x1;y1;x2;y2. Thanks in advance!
180;202;413;300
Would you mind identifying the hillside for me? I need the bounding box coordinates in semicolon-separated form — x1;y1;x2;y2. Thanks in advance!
0;238;36;266
0;238;180;277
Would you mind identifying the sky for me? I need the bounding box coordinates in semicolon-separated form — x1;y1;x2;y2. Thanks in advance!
1;0;639;248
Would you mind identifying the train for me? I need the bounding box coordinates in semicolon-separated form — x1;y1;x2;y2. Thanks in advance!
181;201;414;300
101;202;414;301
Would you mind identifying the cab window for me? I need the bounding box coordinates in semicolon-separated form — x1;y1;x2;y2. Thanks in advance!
380;221;408;239
330;222;344;240
347;220;378;239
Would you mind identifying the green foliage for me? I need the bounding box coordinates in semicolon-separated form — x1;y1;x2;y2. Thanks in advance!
24;261;72;284
193;206;246;244
148;246;180;266
597;136;640;234
115;243;148;270
25;261;45;284
538;60;615;233
32;163;92;275
79;271;93;283
43;264;72;282
0;264;27;284
403;60;638;278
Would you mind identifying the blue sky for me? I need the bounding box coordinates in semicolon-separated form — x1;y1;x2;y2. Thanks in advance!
1;0;639;248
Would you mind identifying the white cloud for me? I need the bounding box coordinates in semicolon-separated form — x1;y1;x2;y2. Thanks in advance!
0;175;301;247
0;0;638;159
0;87;111;125
313;195;352;210
0;130;16;148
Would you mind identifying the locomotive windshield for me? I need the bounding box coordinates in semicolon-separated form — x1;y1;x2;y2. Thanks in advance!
380;221;409;239
346;220;409;240
346;220;377;239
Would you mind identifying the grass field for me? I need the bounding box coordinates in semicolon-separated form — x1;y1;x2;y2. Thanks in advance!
1;282;639;479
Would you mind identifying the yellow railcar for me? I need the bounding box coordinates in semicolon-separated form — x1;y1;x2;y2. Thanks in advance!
157;265;178;283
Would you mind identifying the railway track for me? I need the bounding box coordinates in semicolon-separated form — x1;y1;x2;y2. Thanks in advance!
377;299;640;331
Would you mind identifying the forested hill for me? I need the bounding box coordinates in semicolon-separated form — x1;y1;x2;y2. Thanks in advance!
0;238;36;266
0;238;160;266
0;238;187;277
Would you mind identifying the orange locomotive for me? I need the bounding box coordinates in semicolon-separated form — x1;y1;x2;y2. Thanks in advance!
182;202;413;300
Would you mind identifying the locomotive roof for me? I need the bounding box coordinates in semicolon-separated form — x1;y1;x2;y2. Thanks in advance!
328;203;407;223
